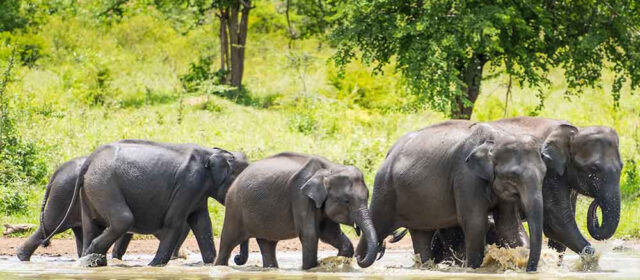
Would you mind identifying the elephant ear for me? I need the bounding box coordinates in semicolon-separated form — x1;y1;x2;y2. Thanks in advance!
542;124;578;176
293;158;329;209
205;149;232;185
465;140;495;181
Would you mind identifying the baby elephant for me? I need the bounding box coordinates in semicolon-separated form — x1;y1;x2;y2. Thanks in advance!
17;156;188;261
214;152;378;269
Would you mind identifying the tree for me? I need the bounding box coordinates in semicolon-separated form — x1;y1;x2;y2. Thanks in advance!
154;0;253;90
331;1;640;119
215;0;252;89
283;0;339;41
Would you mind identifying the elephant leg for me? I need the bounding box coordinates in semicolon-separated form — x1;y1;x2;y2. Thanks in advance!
435;227;466;265
214;213;248;266
16;227;45;261
319;221;354;257
430;230;446;264
548;191;577;265
409;229;434;264
256;238;279;268
149;225;184;266
81;195;104;256
187;208;216;264
299;231;319;270
111;233;133;260
71;227;84;258
171;226;190;259
83;194;134;258
461;215;488;269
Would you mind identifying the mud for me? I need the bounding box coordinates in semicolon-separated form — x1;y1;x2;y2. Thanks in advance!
0;238;639;279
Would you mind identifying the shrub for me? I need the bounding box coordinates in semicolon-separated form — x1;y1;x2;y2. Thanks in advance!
180;55;225;93
622;159;640;199
0;51;48;216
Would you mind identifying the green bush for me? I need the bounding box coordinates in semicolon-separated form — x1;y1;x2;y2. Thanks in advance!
0;53;48;216
0;186;30;216
622;159;640;199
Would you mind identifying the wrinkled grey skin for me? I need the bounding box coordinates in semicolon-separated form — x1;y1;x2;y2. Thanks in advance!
492;117;622;255
43;140;248;267
427;117;622;262
16;157;188;261
355;120;553;272
214;152;377;269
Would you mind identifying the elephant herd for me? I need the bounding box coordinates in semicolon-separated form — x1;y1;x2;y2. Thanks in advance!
16;116;621;273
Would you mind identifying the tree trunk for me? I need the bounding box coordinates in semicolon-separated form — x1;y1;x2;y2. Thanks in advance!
227;0;251;90
452;54;487;119
218;7;231;84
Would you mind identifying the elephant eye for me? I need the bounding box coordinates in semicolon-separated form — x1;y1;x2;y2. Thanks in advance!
341;198;349;204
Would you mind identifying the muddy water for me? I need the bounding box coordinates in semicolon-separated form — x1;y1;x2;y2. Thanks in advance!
1;243;639;280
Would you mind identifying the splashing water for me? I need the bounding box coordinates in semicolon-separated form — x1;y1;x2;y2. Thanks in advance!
480;244;561;272
308;256;354;272
572;243;609;272
408;242;615;274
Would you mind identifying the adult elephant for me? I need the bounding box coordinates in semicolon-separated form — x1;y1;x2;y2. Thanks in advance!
492;117;622;256
214;152;377;269
355;120;561;272
43;140;248;267
397;117;622;264
17;156;188;261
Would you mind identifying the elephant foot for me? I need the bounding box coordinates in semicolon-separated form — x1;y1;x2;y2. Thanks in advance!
148;259;168;267
577;245;599;272
78;253;107;267
16;252;31;262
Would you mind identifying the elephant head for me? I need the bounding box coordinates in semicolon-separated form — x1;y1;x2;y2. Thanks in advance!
297;159;377;268
565;126;622;240
207;148;249;205
465;134;546;272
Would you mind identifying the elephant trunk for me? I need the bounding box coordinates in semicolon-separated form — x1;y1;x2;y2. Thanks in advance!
587;181;620;240
522;190;543;272
354;206;377;268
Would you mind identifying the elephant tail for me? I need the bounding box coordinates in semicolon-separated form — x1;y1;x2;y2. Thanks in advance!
233;239;249;265
389;228;408;243
39;177;55;247
41;156;91;246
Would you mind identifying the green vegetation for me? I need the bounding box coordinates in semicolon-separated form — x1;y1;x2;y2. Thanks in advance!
332;1;640;118
0;0;638;240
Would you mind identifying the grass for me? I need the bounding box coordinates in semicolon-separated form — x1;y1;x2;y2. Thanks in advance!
0;1;638;241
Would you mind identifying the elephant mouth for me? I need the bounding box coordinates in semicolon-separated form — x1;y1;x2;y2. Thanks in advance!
354;224;361;236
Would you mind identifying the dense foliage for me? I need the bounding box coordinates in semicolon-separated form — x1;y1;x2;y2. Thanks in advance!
0;51;48;216
0;0;637;237
331;0;640;118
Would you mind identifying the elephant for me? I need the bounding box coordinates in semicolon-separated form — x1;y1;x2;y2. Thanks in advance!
491;117;622;256
17;156;188;261
213;152;378;269
355;120;562;272
42;140;248;267
414;117;622;264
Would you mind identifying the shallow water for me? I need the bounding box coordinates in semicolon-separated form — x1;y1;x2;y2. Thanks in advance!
1;243;639;280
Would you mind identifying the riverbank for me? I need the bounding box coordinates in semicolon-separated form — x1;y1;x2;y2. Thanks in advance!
2;236;639;258
0;236;417;257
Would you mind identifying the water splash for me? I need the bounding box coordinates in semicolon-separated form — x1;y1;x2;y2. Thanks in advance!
308;256;354;272
572;242;610;272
